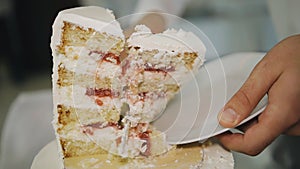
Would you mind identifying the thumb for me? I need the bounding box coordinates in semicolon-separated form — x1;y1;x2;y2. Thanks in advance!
218;55;280;128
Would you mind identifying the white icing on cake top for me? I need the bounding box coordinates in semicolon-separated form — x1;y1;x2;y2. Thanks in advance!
51;6;124;52
128;25;206;57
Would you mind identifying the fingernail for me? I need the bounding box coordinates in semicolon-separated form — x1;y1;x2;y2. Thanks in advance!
219;108;239;124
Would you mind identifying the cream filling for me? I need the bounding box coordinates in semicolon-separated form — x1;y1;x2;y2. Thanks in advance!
125;93;168;123
126;52;201;85
57;85;121;110
82;125;146;158
57;46;121;79
143;66;188;85
59;126;93;142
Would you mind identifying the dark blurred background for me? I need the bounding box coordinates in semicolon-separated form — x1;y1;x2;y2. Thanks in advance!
0;0;277;84
0;0;80;82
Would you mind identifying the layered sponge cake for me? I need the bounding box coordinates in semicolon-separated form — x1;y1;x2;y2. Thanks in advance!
51;6;205;167
124;25;205;123
51;6;125;160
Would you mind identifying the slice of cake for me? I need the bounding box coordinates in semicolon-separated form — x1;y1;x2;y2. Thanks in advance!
51;6;125;162
51;6;206;168
123;25;205;123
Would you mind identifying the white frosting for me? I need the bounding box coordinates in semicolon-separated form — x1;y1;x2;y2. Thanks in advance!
57;47;121;79
57;85;121;110
126;54;192;84
60;127;93;142
128;25;206;59
125;93;168;123
95;61;121;79
86;126;156;158
51;6;124;52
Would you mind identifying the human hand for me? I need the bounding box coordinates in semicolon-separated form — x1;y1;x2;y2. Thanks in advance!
217;35;300;155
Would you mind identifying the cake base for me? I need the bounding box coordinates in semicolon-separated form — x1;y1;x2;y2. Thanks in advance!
31;140;234;169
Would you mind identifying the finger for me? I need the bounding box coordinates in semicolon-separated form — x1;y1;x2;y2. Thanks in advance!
218;72;300;155
236;116;258;133
217;105;287;155
218;56;281;128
